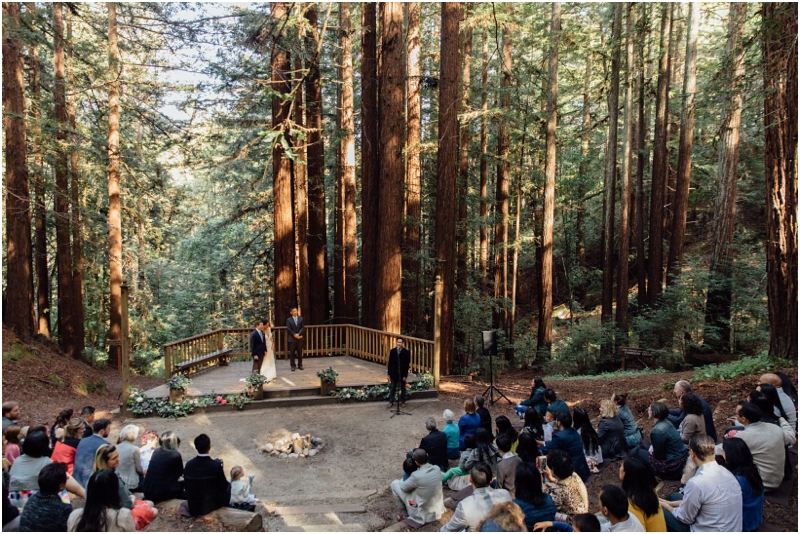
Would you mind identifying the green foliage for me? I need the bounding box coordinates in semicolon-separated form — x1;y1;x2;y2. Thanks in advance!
166;374;191;391
316;367;339;384
76;378;107;395
545;368;669;382
331;373;434;403
693;353;794;382
49;374;64;385
156;399;198;419
245;372;268;389
3;341;37;362
224;393;251;410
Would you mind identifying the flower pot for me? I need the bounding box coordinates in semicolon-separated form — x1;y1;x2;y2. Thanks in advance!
249;387;264;401
169;388;185;403
320;380;336;397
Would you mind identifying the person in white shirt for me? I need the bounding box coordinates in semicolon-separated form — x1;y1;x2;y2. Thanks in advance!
599;484;644;532
440;463;512;532
229;466;257;511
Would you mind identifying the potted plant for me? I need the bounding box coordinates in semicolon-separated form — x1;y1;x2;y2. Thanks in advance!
167;374;191;403
317;367;339;397
245;372;268;400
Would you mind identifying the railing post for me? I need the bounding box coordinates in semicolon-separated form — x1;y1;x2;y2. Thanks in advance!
345;325;351;357
433;275;442;389
164;345;172;378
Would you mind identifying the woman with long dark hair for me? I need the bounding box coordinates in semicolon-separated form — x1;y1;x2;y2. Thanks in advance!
463;428;501;475
494;415;519;452
757;384;790;422
515;432;541;464
722;437;764;531
521;406;546;442
572;408;602;468
619;455;666;531
513;461;556;530
50;409;73;446
678;393;706;445
68;469;135;532
515;377;548;418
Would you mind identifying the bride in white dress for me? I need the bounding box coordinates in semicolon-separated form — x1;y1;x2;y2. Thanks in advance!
261;321;277;382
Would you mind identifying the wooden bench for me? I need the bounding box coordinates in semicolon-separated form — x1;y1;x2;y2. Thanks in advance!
617;346;655;370
174;348;233;375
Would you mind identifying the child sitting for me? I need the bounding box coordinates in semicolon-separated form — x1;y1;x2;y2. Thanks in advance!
229;466;257;512
441;433;476;490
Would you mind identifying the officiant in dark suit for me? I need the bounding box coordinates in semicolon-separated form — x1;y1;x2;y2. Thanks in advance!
250;319;266;373
387;337;410;408
286;307;305;371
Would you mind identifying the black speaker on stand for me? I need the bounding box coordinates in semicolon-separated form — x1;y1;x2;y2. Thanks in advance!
481;330;511;406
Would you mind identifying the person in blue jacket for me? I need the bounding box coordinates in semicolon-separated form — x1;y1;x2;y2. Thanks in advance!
539;411;590;482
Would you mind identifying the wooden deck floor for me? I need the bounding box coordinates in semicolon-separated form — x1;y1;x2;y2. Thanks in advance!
144;356;417;398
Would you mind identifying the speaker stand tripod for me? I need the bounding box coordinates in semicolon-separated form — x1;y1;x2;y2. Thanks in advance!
482;349;512;406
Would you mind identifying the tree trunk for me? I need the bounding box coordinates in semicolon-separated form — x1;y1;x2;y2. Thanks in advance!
537;2;560;358
304;6;330;325
762;2;798;361
403;2;422;334
646;3;672;308
704;3;746;353
634;3;652;310
376;2;404;334
577;51;592;274
435;2;461;375
293;55;310;320
359;3;378;329
2;1;35;337
479;28;489;296
667;2;699;286
456;4;472;294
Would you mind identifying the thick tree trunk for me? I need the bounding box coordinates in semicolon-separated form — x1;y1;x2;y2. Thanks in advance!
479;28;489;295
435;2;461;375
762;3;798;361
456;4;472;294
304;6;330;325
271;2;297;320
667;2;699;286
359;3;378;329
634;4;652;310
293;55;310;320
2;2;35;337
376;2;404;333
647;3;672;308
704;3;746;353
537;2;560;358
577;51;592;274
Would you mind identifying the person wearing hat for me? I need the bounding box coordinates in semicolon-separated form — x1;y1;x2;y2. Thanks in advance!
50;418;85;474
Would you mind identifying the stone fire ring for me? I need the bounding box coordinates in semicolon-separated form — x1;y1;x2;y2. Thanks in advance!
261;433;325;459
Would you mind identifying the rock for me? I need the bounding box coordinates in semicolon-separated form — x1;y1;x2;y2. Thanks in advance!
293;437;304;453
288;453;299;459
308;449;317;457
299;454;305;458
279;453;288;459
275;439;284;448
271;450;279;457
302;448;309;456
264;443;274;452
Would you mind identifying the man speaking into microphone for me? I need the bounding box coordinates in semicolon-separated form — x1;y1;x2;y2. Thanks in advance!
388;337;410;409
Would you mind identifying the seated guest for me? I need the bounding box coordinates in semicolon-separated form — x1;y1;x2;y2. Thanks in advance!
722;438;763;532
667;381;716;442
92;445;133;509
513;461;556;530
2;402;20;434
229;466;257;512
677;393;706;445
3;478;20;531
50;418;84;475
68;469;136;532
598;400;628;461
540;411;591;482
495;434;522;497
535;513;601;532
633;402;687;480
73;418;112;488
659;435;742;532
138;430;158;472
475;395;493;436
458;399;481;451
521;406;547;443
613;393;642;449
775;372;798;409
544;449;588;517
442;434;475;491
463;428;501;475
9;431;54;492
391;449;444;524
19;463;73;532
573;408;603;469
49;409;74;447
79;407;96;438
544;389;570;416
749;390;794;481
516;377;549;419
599;484;644;532
184;434;231;516
495;415;518;453
115;425;144;491
759;373;797;430
619;456;666;532
715;402;794;491
402;457;419;480
4;426;22;465
442;410;461;460
142;431;185;503
418;417;448;472
515;431;541;464
440;463;511;532
476;501;527;533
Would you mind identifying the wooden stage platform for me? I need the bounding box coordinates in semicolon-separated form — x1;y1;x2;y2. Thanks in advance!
143;356;420;399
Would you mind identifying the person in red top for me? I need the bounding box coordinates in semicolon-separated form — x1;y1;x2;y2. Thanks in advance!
3;426;22;465
50;418;84;474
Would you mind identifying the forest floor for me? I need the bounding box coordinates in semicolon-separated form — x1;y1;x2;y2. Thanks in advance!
1;326;796;532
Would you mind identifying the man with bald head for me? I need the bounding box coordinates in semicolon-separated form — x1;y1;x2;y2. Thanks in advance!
667;380;717;442
759;373;797;431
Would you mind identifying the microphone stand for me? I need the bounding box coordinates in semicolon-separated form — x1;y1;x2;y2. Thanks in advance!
390;348;412;419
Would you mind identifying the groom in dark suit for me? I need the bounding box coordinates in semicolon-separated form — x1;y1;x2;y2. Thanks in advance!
250;319;266;373
286;307;305;371
387;336;410;408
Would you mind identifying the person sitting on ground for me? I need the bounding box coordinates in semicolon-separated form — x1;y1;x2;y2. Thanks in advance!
476;501;527;533
759;373;797;431
543;449;589;518
184;433;231;516
572;408;603;470
4;426;22;466
775;372;798;410
142;431;185;503
613;393;642;449
3;477;20;532
515;431;541;464
115;425;143;491
463;428;502;475
229;466;257;512
756;383;794;431
495;434;522;498
138;430;158;473
722;437;763;532
459;398;482;451
441;433;475;490
667;381;716;442
659;435;742;532
715;401;794;491
513;461;556;530
619;455;666;532
2;402;20;434
92;445;133;509
475;395;493;436
418;417;449;472
50;418;84;475
676;393;706;446
68;469;136;532
599;484;644;532
748;390;795;481
495;415;518;453
403;457;419;479
50;409;74;447
534;513;601;532
544;389;570;416
440;463;512;532
442;410;461;460
391;449;445;524
79;407;96;439
8;431;84;503
633;402;687;480
516;377;549;419
597;400;628;461
540;411;591;482
73;418;111;488
522;406;547;443
19;463;73;532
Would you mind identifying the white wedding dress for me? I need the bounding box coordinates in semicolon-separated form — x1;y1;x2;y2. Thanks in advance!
261;326;277;382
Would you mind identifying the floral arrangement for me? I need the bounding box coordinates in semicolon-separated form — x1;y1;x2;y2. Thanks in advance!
156;398;197;419
331;374;434;403
225;393;251;410
316;367;339;384
127;387;157;415
410;373;434;391
245;372;268;389
166;373;192;391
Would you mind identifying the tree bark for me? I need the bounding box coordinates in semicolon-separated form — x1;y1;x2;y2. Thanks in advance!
456;4;472;293
293;54;310;320
634;3;652;310
537;2;560;358
479;28;489;295
577;51;592;274
2;1;35;337
360;3;378;329
762;2;798;361
704;3;746;353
